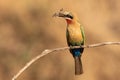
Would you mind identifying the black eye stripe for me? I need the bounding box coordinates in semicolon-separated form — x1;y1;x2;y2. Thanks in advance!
66;14;73;19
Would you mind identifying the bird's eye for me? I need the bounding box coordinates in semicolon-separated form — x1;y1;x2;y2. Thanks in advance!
66;14;73;19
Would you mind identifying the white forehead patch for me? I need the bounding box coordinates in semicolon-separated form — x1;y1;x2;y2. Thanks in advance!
64;11;70;15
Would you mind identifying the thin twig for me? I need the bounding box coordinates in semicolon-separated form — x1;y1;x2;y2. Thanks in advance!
12;42;120;80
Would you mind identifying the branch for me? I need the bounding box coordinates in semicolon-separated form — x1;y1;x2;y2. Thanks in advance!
12;42;120;80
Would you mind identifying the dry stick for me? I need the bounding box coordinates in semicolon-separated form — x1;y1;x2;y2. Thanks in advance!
12;42;120;80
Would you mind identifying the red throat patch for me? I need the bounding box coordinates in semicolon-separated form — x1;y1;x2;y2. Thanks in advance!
66;19;72;24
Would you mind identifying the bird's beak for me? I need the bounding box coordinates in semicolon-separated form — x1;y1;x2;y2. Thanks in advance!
53;12;66;18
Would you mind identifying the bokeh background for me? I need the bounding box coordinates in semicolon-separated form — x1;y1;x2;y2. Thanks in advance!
0;0;120;80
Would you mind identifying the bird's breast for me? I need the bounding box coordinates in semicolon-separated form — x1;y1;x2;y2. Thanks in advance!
67;25;83;44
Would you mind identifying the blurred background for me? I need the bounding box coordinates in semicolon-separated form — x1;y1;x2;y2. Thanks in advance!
0;0;120;80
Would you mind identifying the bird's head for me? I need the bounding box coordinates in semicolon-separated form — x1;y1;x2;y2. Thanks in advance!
53;9;78;24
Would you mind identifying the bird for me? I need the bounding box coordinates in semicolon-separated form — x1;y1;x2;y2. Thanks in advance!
53;9;85;75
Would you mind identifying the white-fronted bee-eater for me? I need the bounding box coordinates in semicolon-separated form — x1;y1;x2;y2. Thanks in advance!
54;9;85;75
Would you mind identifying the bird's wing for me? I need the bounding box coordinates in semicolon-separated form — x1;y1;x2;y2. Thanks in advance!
66;29;71;46
80;25;85;45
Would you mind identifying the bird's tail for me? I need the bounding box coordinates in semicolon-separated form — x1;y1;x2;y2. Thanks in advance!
74;56;83;75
